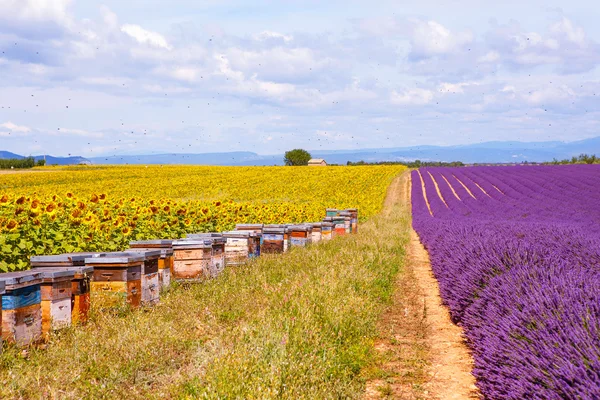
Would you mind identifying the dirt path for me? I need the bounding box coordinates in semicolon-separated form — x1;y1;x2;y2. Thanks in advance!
364;172;479;399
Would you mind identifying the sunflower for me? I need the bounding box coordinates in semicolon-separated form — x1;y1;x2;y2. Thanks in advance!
4;219;18;231
0;194;9;205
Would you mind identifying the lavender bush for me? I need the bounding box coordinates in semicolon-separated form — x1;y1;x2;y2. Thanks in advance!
412;165;600;399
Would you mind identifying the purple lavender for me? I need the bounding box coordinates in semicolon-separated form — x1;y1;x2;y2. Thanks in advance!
412;165;600;399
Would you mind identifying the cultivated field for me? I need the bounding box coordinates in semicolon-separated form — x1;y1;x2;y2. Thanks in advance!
0;167;421;399
0;165;402;271
412;165;600;399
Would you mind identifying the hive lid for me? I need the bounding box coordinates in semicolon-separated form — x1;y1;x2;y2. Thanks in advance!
120;249;162;259
235;224;264;229
263;227;285;233
172;239;212;249
0;270;43;287
125;247;173;257
129;239;174;247
222;230;252;238
30;252;104;265
289;225;309;231
264;224;285;229
85;252;145;264
311;222;323;227
322;217;335;222
325;208;338;212
34;268;76;280
32;265;94;274
321;222;334;227
186;233;223;238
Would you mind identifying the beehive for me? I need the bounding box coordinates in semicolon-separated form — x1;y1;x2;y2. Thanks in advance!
289;225;312;247
222;231;253;266
321;221;334;241
0;271;43;346
345;208;359;233
339;211;352;234
311;223;323;243
325;208;339;218
333;215;346;236
85;253;143;309
30;254;94;325
129;240;174;290
186;234;227;277
0;281;5;348
262;225;286;254
172;240;212;281
122;250;160;306
283;226;290;252
37;269;74;336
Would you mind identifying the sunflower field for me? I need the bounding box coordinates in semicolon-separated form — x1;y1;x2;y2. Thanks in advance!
0;165;404;271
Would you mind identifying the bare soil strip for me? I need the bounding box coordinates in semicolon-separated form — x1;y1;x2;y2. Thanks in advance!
416;170;434;216
427;172;448;208
365;172;479;400
491;184;504;195
441;174;461;201
469;179;491;198
451;175;477;200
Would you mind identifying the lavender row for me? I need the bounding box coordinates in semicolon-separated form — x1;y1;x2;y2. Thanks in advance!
412;165;600;399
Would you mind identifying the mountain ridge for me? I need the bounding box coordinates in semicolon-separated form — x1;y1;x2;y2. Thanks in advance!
2;136;600;166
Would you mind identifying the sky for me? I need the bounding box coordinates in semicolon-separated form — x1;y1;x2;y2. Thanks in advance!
0;0;599;157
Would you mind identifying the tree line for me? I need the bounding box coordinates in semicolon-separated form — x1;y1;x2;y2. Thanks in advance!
0;157;46;169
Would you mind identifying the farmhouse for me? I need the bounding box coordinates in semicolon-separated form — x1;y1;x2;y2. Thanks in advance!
308;158;327;166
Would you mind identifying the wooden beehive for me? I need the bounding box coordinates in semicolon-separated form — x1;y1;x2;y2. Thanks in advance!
129;240;174;290
122;250;160;306
333;215;346;236
222;231;253;266
172;240;212;281
0;271;43;346
30;254;94;325
321;221;334;241
325;208;339;218
283;226;290;252
0;281;4;348
85;253;143;309
262;225;286;254
339;211;352;234
311;223;323;243
289;225;312;247
186;234;227;276
37;269;74;337
345;208;359;233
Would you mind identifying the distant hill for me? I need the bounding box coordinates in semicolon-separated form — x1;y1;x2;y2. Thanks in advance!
0;152;90;165
4;136;600;166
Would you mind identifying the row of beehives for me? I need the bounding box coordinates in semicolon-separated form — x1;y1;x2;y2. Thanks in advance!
0;208;358;347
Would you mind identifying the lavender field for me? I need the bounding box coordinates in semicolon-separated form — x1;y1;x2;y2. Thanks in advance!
412;165;600;399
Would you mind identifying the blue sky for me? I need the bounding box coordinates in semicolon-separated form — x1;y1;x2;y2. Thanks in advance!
0;0;599;157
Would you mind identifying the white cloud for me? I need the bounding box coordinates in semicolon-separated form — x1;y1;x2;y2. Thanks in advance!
0;122;31;137
391;88;434;106
478;51;500;63
121;24;172;50
409;20;473;59
0;0;72;24
254;31;293;43
550;17;586;46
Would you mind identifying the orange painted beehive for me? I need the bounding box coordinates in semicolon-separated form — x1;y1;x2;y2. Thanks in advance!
172;240;212;281
186;234;227;277
30;254;95;325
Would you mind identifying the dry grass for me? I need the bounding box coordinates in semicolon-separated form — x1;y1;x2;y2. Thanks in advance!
0;175;414;399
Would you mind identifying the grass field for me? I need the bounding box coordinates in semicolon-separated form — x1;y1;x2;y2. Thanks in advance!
0;171;417;399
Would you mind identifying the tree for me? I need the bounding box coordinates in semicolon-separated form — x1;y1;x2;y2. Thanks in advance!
284;149;312;166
